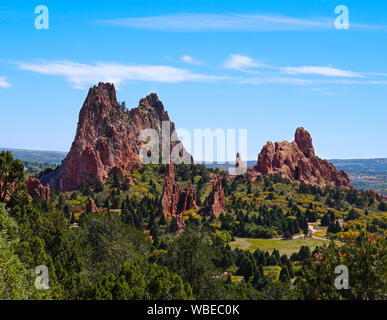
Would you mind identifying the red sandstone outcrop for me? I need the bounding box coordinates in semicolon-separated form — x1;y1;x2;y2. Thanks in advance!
203;176;225;216
85;197;98;213
40;82;190;192
159;160;197;220
26;176;50;201
248;127;352;189
172;214;186;233
178;182;197;214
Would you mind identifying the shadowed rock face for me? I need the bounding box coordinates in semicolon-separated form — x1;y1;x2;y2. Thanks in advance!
248;127;352;189
40;82;189;192
26;176;50;201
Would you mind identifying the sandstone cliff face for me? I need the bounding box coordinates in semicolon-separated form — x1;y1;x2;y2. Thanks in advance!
40;82;189;192
248;127;352;189
204;176;225;216
26;176;50;201
159;160;197;220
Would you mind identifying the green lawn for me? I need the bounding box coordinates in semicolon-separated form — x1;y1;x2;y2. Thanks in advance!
230;237;329;256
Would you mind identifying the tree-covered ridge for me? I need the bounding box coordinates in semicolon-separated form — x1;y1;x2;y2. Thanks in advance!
0;151;386;300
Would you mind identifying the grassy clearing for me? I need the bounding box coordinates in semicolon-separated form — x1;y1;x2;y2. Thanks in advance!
231;267;280;283
310;222;328;238
230;237;328;256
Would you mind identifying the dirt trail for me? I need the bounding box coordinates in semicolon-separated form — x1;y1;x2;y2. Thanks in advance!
281;223;329;241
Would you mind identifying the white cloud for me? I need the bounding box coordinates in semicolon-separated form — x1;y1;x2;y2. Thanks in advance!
0;76;11;88
15;59;387;91
99;13;387;32
181;55;203;66
239;77;313;86
282;66;363;78
98;13;334;31
223;54;267;72
18;60;223;89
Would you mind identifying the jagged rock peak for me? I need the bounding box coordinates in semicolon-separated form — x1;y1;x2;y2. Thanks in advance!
248;127;352;189
40;83;190;192
84;82;117;109
295;127;315;158
139;93;164;111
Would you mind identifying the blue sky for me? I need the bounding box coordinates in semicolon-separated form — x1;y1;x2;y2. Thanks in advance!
0;0;387;161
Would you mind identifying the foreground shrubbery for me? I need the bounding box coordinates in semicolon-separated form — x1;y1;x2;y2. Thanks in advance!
0;151;386;300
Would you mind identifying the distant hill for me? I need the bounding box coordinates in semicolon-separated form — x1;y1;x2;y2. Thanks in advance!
331;159;387;195
330;158;387;174
201;160;256;171
0;147;67;164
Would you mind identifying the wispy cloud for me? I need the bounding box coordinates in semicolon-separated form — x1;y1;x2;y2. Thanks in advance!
98;13;334;32
98;13;387;32
17;60;223;89
239;77;313;86
181;55;203;66
282;66;364;78
0;76;11;88
15;59;387;90
223;54;267;72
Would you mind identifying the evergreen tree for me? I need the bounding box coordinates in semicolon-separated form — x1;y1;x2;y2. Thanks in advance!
279;266;291;284
70;212;75;225
103;199;110;211
159;213;167;226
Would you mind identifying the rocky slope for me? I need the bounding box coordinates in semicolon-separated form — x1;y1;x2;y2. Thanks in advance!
40;82;189;192
248;127;352;189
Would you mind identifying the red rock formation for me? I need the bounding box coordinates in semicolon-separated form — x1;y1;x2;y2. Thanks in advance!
40;82;190;192
294;127;315;158
178;182;197;213
159;160;197;219
26;176;50;201
248;127;352;189
365;189;387;202
85;197;98;213
159;160;180;218
172;214;186;233
204;176;225;216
